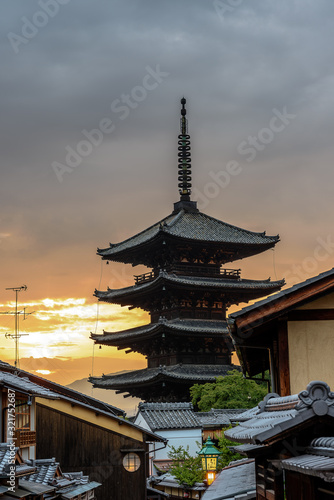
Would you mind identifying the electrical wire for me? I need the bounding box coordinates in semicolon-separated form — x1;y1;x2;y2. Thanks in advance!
91;258;104;380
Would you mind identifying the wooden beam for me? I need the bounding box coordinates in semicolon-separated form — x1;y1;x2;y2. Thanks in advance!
287;309;334;321
277;321;290;397
234;277;334;333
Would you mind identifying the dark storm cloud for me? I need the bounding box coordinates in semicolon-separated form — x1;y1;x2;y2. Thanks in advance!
1;0;334;297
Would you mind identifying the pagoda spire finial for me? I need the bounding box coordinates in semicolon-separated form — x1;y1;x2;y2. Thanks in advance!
178;97;192;201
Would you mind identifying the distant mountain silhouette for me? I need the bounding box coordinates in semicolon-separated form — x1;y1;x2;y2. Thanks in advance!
67;371;142;416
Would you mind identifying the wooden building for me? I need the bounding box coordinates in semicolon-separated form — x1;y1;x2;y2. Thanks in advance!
90;98;284;402
225;380;334;500
0;361;165;500
228;268;334;396
0;367;101;499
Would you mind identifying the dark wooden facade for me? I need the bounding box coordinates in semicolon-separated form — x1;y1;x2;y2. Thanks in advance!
36;403;155;500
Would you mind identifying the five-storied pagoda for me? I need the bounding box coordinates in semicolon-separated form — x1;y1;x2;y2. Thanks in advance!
90;98;284;402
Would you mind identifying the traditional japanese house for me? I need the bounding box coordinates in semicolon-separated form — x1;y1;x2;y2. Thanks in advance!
0;361;165;500
225;380;334;500
228;268;334;397
134;402;202;474
90;98;284;402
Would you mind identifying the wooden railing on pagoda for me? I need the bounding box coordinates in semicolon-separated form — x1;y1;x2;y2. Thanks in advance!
14;429;36;447
134;266;241;284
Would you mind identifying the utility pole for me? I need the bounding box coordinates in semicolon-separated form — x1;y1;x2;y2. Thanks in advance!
2;285;34;368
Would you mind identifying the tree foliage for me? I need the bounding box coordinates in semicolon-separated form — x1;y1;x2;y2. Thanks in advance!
217;426;244;469
167;445;204;487
190;370;267;412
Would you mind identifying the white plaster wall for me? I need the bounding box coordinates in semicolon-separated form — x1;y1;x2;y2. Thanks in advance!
288;320;334;394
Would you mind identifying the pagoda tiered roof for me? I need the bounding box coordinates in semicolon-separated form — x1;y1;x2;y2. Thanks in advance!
97;207;280;266
89;363;240;399
91;318;230;346
95;271;285;308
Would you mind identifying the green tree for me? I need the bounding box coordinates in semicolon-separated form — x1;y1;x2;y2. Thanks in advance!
217;426;244;469
168;445;204;487
190;370;267;412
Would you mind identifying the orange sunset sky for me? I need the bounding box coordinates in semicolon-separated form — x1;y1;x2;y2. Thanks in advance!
1;2;334;396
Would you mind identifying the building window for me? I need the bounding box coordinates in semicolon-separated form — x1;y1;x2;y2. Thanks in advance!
123;453;141;472
15;399;30;430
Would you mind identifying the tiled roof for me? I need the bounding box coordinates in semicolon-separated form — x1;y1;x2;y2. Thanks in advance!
24;458;60;484
280;436;334;481
98;209;279;257
19;480;55;495
151;472;206;491
23;458;101;499
92;318;230;344
0;372;59;399
60;481;101;499
229;267;334;321
95;272;284;302
202;459;256;500
90;364;240;390
225;381;334;445
195;408;247;427
0;362;125;417
138;402;200;430
0;444;36;477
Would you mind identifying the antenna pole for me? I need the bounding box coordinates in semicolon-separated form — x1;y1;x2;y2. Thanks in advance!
4;285;31;368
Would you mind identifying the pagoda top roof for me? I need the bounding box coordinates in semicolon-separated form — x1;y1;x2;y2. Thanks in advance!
90;363;240;391
91;318;230;344
97;207;279;262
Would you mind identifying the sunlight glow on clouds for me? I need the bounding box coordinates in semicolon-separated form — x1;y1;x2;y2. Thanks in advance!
0;297;147;365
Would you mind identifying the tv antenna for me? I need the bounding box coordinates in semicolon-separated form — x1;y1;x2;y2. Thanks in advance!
1;285;35;368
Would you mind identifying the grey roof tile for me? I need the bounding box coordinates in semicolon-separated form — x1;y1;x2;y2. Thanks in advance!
202;459;256;500
138;402;200;430
98;209;279;257
0;444;35;477
92;318;229;343
91;364;240;389
225;381;334;445
96;272;284;301
195;409;247;427
0;372;58;399
152;472;205;491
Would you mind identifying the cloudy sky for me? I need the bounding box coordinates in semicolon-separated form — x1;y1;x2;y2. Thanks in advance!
1;0;334;387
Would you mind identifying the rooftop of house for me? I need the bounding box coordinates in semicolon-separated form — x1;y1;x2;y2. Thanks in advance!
201;458;256;500
195;408;248;428
0;371;59;400
0;361;165;443
22;457;101;498
138;402;200;431
229;267;334;330
150;472;206;492
225;380;334;445
0;444;36;478
279;436;334;482
0;360;124;417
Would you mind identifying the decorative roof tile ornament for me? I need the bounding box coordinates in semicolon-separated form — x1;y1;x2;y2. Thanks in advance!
296;381;334;416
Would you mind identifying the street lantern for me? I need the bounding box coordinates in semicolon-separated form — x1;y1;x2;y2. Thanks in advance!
198;437;221;485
